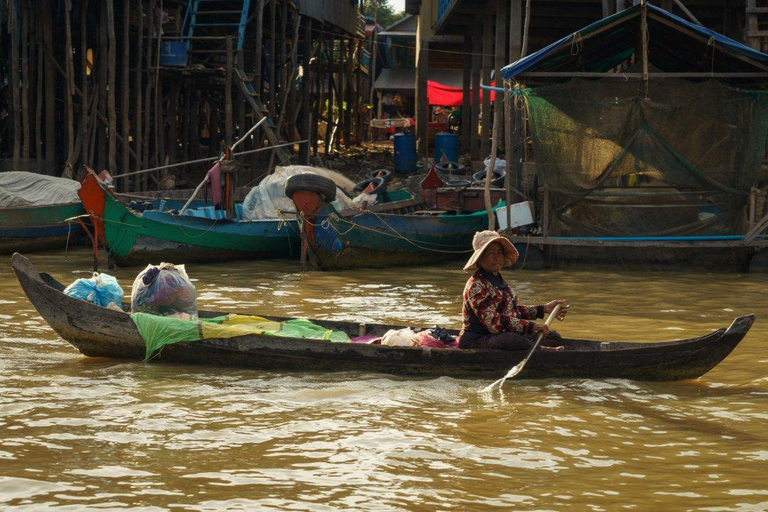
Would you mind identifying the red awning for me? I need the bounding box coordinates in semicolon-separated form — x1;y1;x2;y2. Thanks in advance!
427;80;495;107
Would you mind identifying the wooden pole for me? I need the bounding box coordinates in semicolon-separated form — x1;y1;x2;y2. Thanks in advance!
121;0;130;184
313;24;322;156
486;0;508;231
134;0;144;189
269;0;276;119
521;0;532;58
42;0;56;174
9;0;21;164
470;30;481;161
64;0;76;171
641;0;649;97
21;3;30;160
415;41;429;157
480;18;492;160
299;17;312;164
254;0;265;96
106;0;117;174
369;3;377;106
226;36;234;146
279;0;287;115
461;34;471;156
80;0;90;168
153;1;163;168
35;6;43;172
143;0;156;175
96;5;108;173
324;35;333;152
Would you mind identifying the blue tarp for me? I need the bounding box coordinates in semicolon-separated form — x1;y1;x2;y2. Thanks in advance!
502;4;768;80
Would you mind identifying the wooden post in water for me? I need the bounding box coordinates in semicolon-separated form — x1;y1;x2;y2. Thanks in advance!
106;0;117;176
9;0;21;164
121;0;130;186
254;0;265;97
461;34;471;156
416;40;429;157
299;17;312;164
63;0;75;171
134;0;144;190
470;30;481;161
480;18;492;160
269;0;276;119
226;36;234;147
21;4;30;160
36;7;44;173
81;0;90;169
42;0;56;174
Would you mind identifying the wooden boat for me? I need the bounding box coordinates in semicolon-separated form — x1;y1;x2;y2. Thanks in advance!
287;173;531;270
78;170;301;266
0;202;85;254
12;252;754;381
0;171;87;254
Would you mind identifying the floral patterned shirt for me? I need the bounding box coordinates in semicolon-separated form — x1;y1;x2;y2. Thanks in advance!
461;269;543;337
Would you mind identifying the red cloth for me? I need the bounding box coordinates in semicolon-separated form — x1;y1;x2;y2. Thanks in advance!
427;80;496;107
205;162;222;206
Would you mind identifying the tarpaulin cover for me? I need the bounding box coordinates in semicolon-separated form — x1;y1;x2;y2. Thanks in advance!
131;313;350;360
502;4;768;80
0;171;81;207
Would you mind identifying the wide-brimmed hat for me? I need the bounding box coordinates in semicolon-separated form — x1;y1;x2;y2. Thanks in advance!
463;230;519;271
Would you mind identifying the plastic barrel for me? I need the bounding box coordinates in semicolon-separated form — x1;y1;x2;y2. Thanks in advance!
394;133;417;173
434;132;458;163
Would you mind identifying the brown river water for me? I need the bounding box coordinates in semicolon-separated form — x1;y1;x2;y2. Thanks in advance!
1;247;768;511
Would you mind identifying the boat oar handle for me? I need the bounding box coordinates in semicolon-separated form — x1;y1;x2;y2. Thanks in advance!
481;304;562;393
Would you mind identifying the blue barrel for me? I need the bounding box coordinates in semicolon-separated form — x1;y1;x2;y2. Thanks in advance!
394;133;417;173
434;132;458;163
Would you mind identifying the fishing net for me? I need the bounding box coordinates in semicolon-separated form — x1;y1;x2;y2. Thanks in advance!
522;78;768;236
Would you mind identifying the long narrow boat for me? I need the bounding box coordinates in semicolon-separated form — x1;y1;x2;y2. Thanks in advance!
79;170;300;266
0;172;85;253
12;253;753;381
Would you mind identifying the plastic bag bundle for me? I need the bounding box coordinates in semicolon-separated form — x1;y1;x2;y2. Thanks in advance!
64;273;124;308
130;263;198;320
381;327;418;347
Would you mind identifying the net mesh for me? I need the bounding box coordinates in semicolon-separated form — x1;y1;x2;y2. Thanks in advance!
523;78;768;236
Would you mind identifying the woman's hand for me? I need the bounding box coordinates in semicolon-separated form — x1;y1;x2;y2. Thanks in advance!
544;299;568;320
532;323;551;336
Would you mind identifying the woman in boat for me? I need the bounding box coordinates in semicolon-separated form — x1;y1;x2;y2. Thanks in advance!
458;230;568;351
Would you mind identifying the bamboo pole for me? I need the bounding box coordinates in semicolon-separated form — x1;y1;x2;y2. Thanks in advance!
106;0;117;174
121;0;130;185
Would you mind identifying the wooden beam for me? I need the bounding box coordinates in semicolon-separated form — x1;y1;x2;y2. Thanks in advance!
416;40;429;156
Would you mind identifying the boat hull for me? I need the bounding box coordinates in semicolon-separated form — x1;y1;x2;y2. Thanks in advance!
11;253;754;381
0;203;85;254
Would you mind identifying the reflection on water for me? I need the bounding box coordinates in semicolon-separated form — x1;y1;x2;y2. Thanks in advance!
1;247;767;510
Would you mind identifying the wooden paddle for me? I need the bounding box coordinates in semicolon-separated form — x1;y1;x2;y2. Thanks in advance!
481;304;562;392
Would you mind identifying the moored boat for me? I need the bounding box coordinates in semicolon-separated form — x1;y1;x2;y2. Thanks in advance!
286;173;534;270
0;172;85;254
78;169;301;266
12;252;754;381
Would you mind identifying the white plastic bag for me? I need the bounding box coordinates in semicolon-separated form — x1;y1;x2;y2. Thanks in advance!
381;328;418;347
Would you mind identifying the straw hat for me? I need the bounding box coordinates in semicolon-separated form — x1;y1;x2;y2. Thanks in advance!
463;230;519;271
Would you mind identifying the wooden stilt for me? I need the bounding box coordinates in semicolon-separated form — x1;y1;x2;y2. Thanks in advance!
470;31;481;161
10;0;21;164
21;3;30;160
225;36;234;146
415;40;429;157
254;0;265;96
480;18;492;160
36;6;44;173
81;0;90;169
106;0;117;175
121;0;130;185
42;0;56;174
134;0;144;190
461;34;471;156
